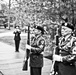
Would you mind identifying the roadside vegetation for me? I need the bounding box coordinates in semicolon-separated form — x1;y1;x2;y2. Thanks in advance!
0;36;26;51
0;32;54;57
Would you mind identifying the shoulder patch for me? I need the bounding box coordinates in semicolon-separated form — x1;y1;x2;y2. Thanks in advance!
37;36;45;46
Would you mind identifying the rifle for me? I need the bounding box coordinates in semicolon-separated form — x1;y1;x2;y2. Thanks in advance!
50;28;60;75
22;25;30;71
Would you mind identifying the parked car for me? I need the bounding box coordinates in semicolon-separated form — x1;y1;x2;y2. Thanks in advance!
0;16;8;28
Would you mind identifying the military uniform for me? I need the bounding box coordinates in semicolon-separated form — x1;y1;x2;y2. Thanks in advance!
13;29;21;52
58;32;76;75
51;19;76;75
30;35;45;75
25;26;45;75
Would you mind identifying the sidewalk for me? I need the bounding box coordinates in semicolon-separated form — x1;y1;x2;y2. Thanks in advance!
0;31;52;75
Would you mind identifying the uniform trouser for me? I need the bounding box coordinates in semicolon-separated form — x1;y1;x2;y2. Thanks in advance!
58;62;76;75
30;67;42;75
15;40;20;52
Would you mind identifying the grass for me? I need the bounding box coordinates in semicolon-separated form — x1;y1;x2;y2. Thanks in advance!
0;36;27;51
0;35;53;57
0;27;54;59
0;27;14;33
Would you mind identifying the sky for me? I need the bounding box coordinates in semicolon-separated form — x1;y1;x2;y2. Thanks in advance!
0;0;15;4
0;0;9;4
4;0;12;3
4;0;9;3
0;0;19;9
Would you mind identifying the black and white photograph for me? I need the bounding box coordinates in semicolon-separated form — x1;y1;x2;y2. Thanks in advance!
0;0;76;75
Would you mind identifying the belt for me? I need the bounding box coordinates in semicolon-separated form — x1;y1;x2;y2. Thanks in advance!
61;61;75;66
59;50;70;56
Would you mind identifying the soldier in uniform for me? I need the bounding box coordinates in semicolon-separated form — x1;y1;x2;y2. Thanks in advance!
26;26;45;75
53;20;76;75
13;26;21;52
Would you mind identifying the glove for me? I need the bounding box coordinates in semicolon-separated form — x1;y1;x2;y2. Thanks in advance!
72;46;76;54
62;55;75;62
53;54;63;62
26;44;31;50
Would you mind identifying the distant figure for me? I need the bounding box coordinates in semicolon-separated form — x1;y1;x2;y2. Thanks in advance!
13;26;21;52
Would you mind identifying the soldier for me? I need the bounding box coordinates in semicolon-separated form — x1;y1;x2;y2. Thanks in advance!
53;21;76;75
13;26;21;52
25;26;45;75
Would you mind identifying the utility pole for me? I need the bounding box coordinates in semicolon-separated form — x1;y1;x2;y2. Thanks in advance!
8;0;11;30
71;0;75;26
19;0;21;27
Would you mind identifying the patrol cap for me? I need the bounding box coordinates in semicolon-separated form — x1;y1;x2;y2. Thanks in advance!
67;24;74;31
34;25;45;34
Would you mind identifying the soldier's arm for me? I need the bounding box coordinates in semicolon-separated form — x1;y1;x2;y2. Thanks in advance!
13;31;16;34
13;29;17;34
19;31;21;34
31;39;45;54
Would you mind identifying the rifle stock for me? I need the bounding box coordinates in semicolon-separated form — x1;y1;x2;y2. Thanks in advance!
50;47;56;73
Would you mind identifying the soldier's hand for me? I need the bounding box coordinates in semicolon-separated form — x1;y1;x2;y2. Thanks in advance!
53;54;63;62
26;44;31;50
62;55;75;62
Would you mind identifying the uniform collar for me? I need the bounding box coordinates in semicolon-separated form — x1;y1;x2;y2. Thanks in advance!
64;34;72;41
35;34;42;39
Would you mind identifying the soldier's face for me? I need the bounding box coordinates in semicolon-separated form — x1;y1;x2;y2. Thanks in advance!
16;26;19;29
61;26;72;36
34;29;41;35
16;27;19;29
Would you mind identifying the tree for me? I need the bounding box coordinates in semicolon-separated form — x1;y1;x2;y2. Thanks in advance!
9;0;76;49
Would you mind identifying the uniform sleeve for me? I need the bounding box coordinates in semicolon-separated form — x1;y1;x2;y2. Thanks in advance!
13;29;17;34
13;31;16;34
18;30;21;34
31;39;45;54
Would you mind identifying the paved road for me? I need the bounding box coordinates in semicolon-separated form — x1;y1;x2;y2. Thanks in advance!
0;31;52;75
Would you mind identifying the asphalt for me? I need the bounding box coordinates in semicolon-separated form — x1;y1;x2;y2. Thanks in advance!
0;30;52;75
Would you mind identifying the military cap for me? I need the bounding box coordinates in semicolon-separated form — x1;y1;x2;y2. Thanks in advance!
62;22;74;31
64;18;68;22
34;25;45;34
